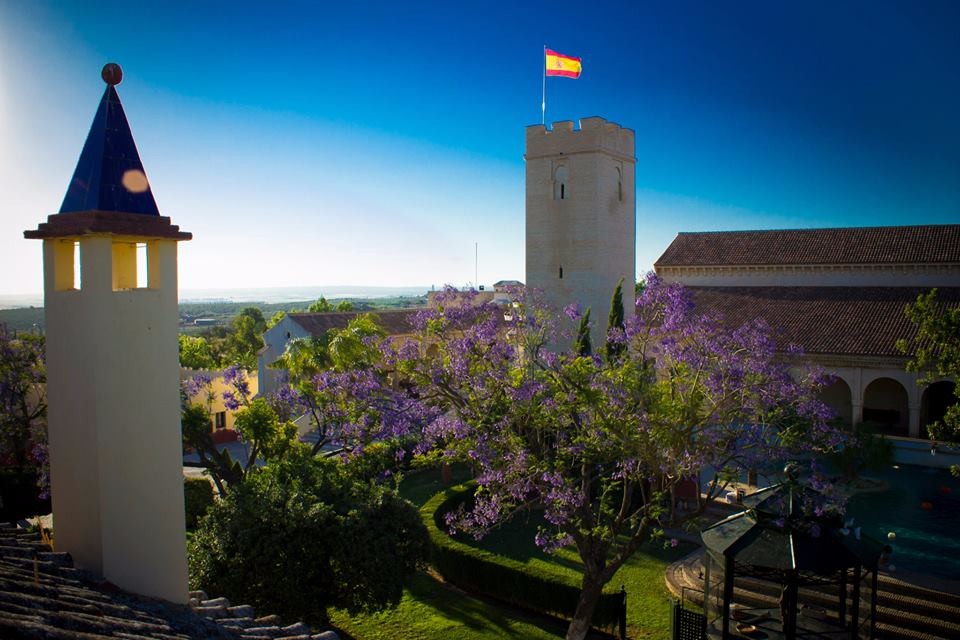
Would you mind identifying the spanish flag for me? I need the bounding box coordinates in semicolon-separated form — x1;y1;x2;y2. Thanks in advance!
545;48;582;79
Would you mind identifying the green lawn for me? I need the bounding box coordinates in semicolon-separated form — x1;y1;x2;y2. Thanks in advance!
328;571;568;640
329;466;688;640
329;465;566;639
461;511;690;639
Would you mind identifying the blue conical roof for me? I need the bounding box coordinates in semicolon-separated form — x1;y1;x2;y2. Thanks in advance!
59;84;160;215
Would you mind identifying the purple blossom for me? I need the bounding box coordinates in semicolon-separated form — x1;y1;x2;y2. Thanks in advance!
222;390;240;411
183;373;212;400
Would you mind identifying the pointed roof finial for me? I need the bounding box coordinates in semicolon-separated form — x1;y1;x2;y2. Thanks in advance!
57;63;160;216
101;63;123;86
25;63;191;242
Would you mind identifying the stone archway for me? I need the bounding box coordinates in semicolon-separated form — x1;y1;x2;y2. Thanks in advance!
921;380;957;440
819;377;853;428
862;377;909;436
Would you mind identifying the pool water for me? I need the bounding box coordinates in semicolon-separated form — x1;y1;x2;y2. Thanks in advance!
847;464;960;581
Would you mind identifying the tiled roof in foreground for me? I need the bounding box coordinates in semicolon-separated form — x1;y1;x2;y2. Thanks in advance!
688;286;960;358
0;524;339;639
656;225;960;267
0;524;232;639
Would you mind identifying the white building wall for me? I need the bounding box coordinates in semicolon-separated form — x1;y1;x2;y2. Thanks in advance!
44;235;188;603
257;315;310;395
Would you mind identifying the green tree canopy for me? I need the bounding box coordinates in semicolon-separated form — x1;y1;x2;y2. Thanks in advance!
188;452;429;623
267;310;287;329
308;297;333;313
226;309;266;370
178;335;218;369
0;327;47;472
898;289;960;461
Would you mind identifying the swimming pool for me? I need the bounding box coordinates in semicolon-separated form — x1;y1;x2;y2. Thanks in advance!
847;464;960;581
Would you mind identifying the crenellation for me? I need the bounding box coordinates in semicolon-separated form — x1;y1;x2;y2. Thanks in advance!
526;117;635;162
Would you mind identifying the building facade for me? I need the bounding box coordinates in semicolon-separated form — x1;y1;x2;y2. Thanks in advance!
655;225;960;446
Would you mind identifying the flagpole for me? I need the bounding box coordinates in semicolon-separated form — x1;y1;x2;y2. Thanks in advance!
541;44;546;125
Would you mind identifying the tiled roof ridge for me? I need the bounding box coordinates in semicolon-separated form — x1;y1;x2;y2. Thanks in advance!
673;223;959;236
288;307;418;316
655;224;960;267
287;308;420;338
0;523;339;640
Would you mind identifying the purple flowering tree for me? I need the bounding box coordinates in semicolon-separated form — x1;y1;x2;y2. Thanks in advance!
389;279;841;640
272;314;429;456
0;326;47;475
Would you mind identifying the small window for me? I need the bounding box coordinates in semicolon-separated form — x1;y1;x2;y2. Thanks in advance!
616;166;622;202
74;242;82;289
136;243;148;288
559;266;564;279
554;165;568;200
215;411;227;429
53;240;79;291
112;241;154;291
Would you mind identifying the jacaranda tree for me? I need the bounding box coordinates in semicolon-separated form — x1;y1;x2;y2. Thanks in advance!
388;278;841;640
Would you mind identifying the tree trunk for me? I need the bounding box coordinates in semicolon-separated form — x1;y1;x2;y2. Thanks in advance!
566;571;606;640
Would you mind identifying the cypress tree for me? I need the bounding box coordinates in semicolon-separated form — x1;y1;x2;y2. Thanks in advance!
574;308;592;356
605;278;626;362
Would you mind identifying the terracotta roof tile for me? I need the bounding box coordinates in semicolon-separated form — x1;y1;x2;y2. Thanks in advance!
0;525;235;639
287;309;418;337
687;286;960;357
655;225;960;267
0;525;342;639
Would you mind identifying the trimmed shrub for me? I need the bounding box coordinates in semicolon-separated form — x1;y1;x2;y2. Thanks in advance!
188;453;430;623
183;476;215;531
422;484;623;630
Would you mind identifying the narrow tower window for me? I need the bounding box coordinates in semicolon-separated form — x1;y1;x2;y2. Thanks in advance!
73;242;81;289
112;242;137;290
52;239;79;291
554;165;568;200
616;166;622;202
559;266;563;279
136;243;148;288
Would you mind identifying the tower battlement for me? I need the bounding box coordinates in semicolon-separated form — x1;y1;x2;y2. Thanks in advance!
526;117;635;161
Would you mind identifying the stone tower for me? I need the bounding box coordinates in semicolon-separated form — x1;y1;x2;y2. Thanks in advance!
525;117;636;347
24;64;190;602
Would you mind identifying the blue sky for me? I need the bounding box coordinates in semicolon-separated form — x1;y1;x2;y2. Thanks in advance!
1;1;957;296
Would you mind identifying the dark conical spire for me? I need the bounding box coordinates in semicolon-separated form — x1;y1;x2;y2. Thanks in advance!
59;64;160;215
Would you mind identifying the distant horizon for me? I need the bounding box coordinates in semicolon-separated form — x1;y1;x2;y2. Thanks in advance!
0;284;443;310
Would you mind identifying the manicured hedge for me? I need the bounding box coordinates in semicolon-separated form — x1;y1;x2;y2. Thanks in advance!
421;483;624;630
184;476;215;531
